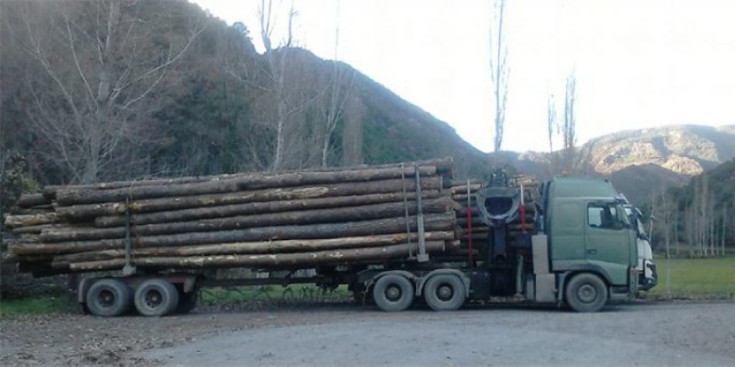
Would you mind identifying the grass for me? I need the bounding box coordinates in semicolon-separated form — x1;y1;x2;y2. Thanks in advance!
645;256;735;299
199;284;352;308
0;294;76;317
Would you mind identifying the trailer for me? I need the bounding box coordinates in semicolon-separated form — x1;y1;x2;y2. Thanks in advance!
3;161;655;316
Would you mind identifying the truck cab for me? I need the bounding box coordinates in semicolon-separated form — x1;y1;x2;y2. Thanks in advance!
534;177;641;311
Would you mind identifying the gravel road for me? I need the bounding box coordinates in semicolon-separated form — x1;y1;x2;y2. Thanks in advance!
2;301;734;366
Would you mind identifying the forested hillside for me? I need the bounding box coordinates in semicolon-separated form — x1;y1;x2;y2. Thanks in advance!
651;158;735;256
0;0;486;199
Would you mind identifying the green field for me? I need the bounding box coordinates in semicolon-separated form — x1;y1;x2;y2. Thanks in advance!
199;284;352;307
646;256;735;299
0;295;76;317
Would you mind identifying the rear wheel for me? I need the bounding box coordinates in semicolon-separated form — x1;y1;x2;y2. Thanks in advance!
565;273;608;312
134;279;179;316
85;279;132;317
423;274;465;311
372;274;414;312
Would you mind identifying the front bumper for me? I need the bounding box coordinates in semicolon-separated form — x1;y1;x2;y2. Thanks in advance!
638;262;658;291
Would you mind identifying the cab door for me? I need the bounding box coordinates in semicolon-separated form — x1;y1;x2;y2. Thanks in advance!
584;201;633;285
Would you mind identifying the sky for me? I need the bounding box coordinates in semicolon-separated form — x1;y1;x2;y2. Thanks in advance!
191;0;735;153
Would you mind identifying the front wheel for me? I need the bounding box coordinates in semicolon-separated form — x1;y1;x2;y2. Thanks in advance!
423;274;465;311
565;273;608;312
372;274;414;312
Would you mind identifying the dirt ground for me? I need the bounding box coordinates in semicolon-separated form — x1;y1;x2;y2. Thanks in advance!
1;300;734;366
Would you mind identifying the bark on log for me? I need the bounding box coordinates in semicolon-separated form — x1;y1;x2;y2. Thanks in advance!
43;174;244;197
451;194;476;203
55;166;439;205
94;190;442;227
41;198;455;242
454;207;480;217
10;213;457;255
42;157;453;198
11;224;63;235
449;183;482;194
56;177;443;219
460;232;490;241
11;207;55;215
4;213;59;228
16;193;51;208
66;241;454;271
456;217;486;227
51;232;457;266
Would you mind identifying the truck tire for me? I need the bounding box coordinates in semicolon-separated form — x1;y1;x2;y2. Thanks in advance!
423;274;465;311
134;278;179;317
372;274;414;312
565;273;608;312
85;278;132;317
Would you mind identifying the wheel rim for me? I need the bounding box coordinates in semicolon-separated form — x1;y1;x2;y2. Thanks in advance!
436;284;454;301
577;284;598;303
144;289;164;309
385;285;402;302
97;289;116;309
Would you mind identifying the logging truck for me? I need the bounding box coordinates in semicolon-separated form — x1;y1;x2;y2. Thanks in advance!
3;160;654;316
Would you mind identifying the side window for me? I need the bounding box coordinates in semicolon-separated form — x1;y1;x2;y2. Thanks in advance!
588;202;624;230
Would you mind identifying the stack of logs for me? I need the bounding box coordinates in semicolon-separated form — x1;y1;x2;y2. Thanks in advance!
3;159;461;275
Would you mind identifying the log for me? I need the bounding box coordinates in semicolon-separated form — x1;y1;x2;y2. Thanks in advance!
55;166;439;205
16;193;51;208
454;207;480;217
11;224;64;235
56;177;443;219
42;157;454;198
10;213;457;255
4;213;59;228
460;233;490;241
51;231;457;265
66;241;454;271
456;217;486;227
451;194;477;203
43;174;244;198
94;190;443;227
41;198;455;242
449;182;482;194
11;207;55;215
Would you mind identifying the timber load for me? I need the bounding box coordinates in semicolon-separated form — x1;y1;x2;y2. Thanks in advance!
3;159;460;276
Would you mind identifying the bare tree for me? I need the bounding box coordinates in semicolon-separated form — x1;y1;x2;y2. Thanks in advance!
7;0;205;184
546;93;558;175
489;0;509;152
258;0;297;171
562;72;576;170
341;95;364;166
547;94;557;153
722;205;728;256
317;0;357;167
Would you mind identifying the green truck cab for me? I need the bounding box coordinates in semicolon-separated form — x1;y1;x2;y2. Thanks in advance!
537;177;640;311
